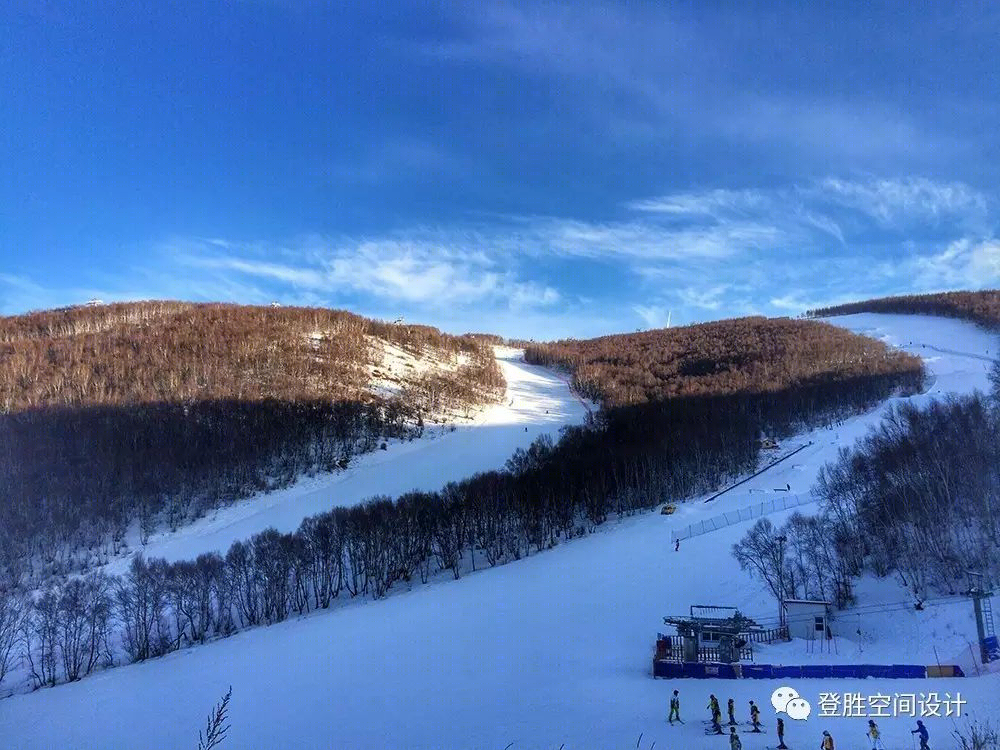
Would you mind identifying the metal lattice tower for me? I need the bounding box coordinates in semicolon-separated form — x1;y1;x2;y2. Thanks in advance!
968;571;996;664
981;595;995;638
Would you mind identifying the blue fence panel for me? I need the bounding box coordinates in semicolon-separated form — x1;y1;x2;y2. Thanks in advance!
653;660;686;679
801;665;834;679
858;665;894;679
655;658;939;680
830;665;862;679
703;663;739;679
683;663;708;678
891;664;926;679
772;666;803;679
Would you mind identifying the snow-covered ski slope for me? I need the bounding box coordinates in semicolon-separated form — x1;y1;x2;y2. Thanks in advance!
103;347;589;571
2;315;999;750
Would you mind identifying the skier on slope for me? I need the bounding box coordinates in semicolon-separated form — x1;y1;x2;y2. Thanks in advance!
866;720;884;750
708;695;723;734
777;717;788;749
669;690;681;725
728;698;736;726
749;700;762;732
708;694;720;718
730;726;743;750
820;730;834;750
911;720;930;750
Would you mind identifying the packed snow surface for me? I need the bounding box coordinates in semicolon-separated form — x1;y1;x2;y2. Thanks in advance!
2;316;999;750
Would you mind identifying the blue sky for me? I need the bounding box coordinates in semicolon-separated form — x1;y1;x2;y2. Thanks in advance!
2;1;999;338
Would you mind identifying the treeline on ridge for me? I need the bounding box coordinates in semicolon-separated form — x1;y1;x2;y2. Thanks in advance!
0;301;503;409
523;317;923;407
0;302;505;579
807;289;1000;329
1;356;924;692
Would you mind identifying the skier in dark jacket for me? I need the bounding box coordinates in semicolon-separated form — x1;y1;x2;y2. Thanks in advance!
728;698;736;726
669;690;681;724
730;726;743;750
777;717;787;749
749;700;762;732
912;720;930;750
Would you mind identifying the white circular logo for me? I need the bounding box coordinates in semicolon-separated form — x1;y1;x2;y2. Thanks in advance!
771;686;800;713
786;697;812;721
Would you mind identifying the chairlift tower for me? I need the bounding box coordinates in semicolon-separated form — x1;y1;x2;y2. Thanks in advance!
968;571;997;663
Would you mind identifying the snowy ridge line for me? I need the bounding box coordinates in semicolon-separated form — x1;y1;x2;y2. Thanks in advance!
671;493;815;542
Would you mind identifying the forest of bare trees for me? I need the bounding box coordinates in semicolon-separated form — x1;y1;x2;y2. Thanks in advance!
816;393;1000;599
808;290;1000;329
0;337;923;694
0;302;504;582
523;317;923;406
0;301;503;409
734;387;1000;612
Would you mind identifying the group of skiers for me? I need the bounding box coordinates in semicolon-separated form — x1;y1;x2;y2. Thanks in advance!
666;690;932;750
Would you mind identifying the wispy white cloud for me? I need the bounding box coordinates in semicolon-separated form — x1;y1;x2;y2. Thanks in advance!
632;304;672;329
909;238;1000;290
814;177;989;227
628;189;771;217
5;174;995;338
677;284;732;311
173;236;561;312
413;3;962;167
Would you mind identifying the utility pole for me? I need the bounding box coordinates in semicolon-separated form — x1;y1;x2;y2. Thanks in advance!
777;534;787;627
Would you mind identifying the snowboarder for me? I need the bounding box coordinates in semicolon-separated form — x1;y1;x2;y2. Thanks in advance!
730;726;743;750
777;717;787;749
675;538;680;552
728;698;736;726
911;720;930;750
749;700;762;732
669;690;681;725
866;720;883;750
820;730;834;750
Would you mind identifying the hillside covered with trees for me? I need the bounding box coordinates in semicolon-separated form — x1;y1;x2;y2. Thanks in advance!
0;314;931;694
808;289;1000;329
734;390;1000;612
523;317;924;408
0;302;504;578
